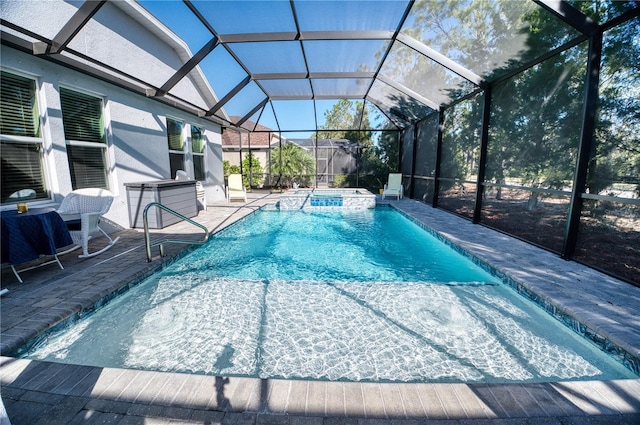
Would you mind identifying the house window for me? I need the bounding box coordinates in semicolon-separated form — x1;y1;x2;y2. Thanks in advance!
60;87;109;190
0;71;48;204
191;125;205;181
167;117;185;178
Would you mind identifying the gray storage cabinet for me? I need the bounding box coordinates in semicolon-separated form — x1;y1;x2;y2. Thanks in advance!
125;180;197;229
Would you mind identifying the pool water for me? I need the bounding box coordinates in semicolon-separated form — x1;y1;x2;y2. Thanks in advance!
187;207;500;283
23;208;637;383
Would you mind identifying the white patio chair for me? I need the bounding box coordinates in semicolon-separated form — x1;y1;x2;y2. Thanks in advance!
175;170;189;180
195;182;207;211
56;188;120;258
226;173;247;202
381;173;404;200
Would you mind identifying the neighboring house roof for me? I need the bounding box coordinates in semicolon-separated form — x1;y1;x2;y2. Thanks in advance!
222;119;285;148
289;139;356;149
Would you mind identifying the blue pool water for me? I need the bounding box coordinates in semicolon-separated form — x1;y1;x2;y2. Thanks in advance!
22;208;636;383
185;207;500;283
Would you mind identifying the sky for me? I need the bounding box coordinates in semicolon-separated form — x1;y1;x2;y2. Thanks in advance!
138;0;396;138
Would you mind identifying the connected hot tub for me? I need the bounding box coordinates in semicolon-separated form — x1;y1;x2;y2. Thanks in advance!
279;188;376;210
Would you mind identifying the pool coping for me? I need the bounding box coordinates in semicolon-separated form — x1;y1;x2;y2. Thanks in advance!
2;193;639;422
2;355;639;421
389;204;640;376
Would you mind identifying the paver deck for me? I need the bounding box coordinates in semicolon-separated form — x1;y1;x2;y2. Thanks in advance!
1;191;639;424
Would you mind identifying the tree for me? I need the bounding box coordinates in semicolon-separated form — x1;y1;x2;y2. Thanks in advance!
315;99;359;140
486;43;586;210
441;97;482;192
588;15;640;198
312;100;400;190
223;160;240;177
402;2;591;210
268;143;315;188
241;152;263;188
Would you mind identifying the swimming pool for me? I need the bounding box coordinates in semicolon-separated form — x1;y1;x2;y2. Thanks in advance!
21;207;637;383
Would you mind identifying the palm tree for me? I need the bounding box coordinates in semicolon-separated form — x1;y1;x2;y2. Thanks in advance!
269;143;315;188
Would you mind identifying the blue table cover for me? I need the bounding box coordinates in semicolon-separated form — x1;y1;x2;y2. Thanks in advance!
1;208;73;265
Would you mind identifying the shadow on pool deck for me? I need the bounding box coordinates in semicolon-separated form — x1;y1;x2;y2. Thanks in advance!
1;191;639;424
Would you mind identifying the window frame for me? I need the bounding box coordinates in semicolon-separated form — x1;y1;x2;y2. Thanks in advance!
59;85;111;191
191;125;205;181
0;69;50;206
167;116;186;179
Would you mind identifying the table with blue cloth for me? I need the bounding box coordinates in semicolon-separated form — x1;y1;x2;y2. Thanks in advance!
1;208;73;275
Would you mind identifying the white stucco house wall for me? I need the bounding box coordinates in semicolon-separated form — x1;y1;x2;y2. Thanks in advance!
0;0;228;230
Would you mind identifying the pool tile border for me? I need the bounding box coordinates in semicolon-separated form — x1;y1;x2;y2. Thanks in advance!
390;203;640;376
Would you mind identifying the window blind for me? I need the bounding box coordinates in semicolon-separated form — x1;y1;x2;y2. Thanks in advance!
167;118;184;151
191;126;204;153
169;152;184;179
191;126;205;180
0;71;40;137
60;88;108;189
167;118;185;178
60;88;104;143
194;156;205;181
67;144;108;189
0;142;47;202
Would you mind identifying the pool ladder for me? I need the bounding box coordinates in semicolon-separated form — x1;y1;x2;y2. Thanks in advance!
143;202;209;262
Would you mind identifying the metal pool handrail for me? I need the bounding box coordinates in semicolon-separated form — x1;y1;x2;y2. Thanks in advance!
143;202;209;262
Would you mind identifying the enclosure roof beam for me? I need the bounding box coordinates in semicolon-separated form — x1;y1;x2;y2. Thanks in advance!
236;98;269;128
218;30;394;43
252;73;307;80
601;5;640;32
533;0;599;36
33;0;106;55
268;95;313;101
0;24;39;52
289;0;315;102
252;72;375;80
355;101;365;131
18;42;226;127
314;94;368;100
206;75;251;116
366;96;413;126
219;32;297;43
309;72;375;79
269;94;371;100
361;99;393;125
396;33;485;87
154;37;219;97
363;0;415;110
301;30;395;41
268;100;282;133
376;74;440;111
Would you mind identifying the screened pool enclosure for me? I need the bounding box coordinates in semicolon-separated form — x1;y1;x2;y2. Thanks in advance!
1;0;638;284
